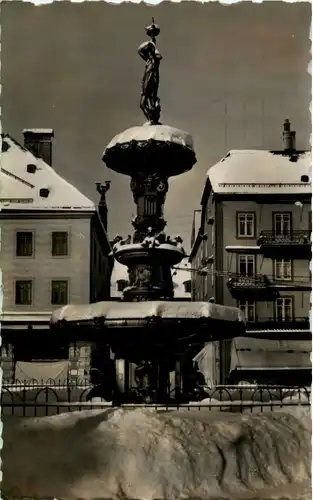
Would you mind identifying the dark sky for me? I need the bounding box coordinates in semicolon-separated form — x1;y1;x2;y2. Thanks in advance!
2;1;311;249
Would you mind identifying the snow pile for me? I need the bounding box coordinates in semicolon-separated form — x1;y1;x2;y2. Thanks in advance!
2;407;311;500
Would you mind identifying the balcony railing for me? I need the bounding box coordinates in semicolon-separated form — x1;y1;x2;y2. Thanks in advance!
245;316;310;331
258;230;311;247
227;274;275;298
228;274;271;289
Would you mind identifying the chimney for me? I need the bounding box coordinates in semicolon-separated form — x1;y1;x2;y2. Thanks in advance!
282;119;296;152
23;129;54;166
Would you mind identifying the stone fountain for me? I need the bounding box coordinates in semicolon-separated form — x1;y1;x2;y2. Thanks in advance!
50;21;245;403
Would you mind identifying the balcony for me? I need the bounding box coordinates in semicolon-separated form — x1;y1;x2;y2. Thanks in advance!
227;274;276;299
246;316;310;331
257;230;311;258
245;316;311;340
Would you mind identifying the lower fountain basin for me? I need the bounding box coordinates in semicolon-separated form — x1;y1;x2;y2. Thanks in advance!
50;301;245;362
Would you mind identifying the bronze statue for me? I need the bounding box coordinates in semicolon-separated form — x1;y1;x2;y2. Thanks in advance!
138;19;162;125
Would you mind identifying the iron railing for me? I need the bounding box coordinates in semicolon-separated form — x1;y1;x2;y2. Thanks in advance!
246;316;310;330
1;381;310;417
227;274;271;290
258;230;311;246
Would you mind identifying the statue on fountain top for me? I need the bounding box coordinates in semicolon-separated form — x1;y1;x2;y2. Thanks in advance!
138;19;162;125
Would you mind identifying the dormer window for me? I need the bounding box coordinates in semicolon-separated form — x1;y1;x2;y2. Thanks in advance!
39;187;50;198
27;164;37;174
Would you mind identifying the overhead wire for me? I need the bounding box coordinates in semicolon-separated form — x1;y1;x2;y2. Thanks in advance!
172;265;311;285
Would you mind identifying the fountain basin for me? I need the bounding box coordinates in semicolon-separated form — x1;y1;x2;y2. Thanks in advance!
102;124;196;177
50;301;245;362
113;243;185;267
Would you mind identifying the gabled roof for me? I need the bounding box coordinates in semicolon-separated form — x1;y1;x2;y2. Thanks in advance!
207;149;312;195
0;134;95;211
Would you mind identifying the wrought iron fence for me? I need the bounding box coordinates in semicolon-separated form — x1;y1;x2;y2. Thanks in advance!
1;381;310;417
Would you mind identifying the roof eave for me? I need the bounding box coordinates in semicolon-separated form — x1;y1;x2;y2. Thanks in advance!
200;177;212;206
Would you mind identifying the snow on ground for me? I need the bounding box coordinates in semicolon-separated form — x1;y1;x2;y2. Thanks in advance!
2;406;311;500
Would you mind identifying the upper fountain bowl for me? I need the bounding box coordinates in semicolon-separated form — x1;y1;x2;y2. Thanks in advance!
102;124;197;177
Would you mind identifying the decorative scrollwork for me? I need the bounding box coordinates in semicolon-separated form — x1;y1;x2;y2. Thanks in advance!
131;265;153;287
130;173;168;203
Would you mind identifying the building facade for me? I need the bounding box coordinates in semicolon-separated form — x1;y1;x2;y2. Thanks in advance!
189;120;311;385
0;129;112;383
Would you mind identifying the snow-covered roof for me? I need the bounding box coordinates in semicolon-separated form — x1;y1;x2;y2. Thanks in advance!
207;149;312;195
0;134;95;211
23;128;54;135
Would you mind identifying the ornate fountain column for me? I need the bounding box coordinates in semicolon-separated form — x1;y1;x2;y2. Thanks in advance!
102;20;196;399
103;20;196;303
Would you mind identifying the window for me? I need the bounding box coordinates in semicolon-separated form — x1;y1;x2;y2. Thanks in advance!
51;280;68;305
274;258;292;280
238;255;255;276
15;280;32;305
16;232;33;257
238;300;256;321
52;232;68;256
273;213;291;235
237;213;255;238
276;297;293;321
